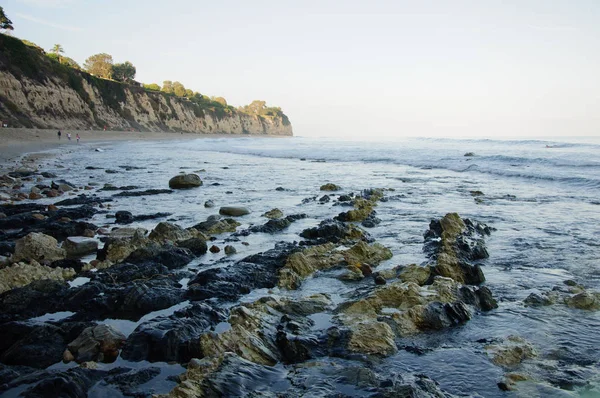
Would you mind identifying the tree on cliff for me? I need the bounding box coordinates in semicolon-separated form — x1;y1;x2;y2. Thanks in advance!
212;97;228;106
51;44;64;62
243;100;267;114
173;81;186;97
144;83;161;91
112;61;136;82
162;81;174;94
83;53;113;79
0;7;13;32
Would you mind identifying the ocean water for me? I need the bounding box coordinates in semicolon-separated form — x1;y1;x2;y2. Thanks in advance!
32;135;600;396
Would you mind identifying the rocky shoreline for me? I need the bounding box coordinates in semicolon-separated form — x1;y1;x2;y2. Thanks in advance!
0;148;598;397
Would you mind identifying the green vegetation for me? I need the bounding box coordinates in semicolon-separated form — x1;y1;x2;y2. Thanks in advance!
143;83;161;91
0;7;13;32
112;61;136;82
83;53;113;79
51;44;64;61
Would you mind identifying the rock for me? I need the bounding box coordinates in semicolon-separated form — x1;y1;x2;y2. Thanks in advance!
177;237;208;256
50;258;85;273
398;264;431;285
300;219;371;244
115;210;134;224
374;274;387;285
319;195;331;203
247;214;307;234
149;221;193;243
121;303;226;362
320;183;341;191
204;199;215;208
61;237;99;258
224;245;237;256
564;291;600;310
13;232;66;263
209;245;221;253
21;367;105;397
524;292;555;307
113;189;173;197
28;192;43;200
169;174;203;189
0;261;76;294
262;208;284;219
104;367;161;396
219;206;250;217
8;169;35;178
58;183;74;192
41;172;57;178
125;243;194;270
348;321;397;356
66;324;126;363
96;228;149;263
193;217;240;235
485;335;537;367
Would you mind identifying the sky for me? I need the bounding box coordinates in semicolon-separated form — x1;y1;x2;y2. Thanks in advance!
3;0;600;139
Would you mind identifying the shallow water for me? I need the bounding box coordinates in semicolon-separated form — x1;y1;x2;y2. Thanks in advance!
20;135;600;396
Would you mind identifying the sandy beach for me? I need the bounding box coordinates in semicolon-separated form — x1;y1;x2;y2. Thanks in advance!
0;128;232;165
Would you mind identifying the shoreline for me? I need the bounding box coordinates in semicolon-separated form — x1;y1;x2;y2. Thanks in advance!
0;128;289;166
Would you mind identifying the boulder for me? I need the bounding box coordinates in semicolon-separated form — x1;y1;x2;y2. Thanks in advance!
320;183;341;191
564;291;600;310
62;237;99;258
115;211;134;224
193;217;240;235
65;324;126;363
485;335;537;367
204;200;215;208
224;245;237;256
169;174;203;189
0;261;75;294
177;237;208;256
347;321;397;356
13;232;66;263
149;221;192;243
262;208;284;219
219;206;250;217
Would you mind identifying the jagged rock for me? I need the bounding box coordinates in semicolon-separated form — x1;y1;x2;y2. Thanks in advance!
262;208;283;219
224;245;237;255
65;324;126;363
320;183;341;191
21;367;106;397
121;303;226;362
204;199;215;208
219;206;250;217
300;219;371;244
13;232;66;263
248;214;307;234
103;367;161;396
115;210;134;224
54;195;111;206
398;264;431;285
50;258;85;273
124;243;194;270
192;217;240;235
177;237;208;256
348;321;397;356
62;237;98;258
279;240;392;290
524;292;555;307
149;221;193;243
169;174;203;189
97;228;149;263
485;335;537;367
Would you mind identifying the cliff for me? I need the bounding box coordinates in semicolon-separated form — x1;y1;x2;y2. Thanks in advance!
0;34;292;136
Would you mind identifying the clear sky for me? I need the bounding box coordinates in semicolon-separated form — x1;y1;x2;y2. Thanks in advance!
3;0;599;139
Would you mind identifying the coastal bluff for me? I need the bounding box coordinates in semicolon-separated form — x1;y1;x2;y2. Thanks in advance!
0;34;292;136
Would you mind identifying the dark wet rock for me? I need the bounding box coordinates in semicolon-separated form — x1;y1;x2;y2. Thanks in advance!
54;195;112;206
247;214;307;234
301;196;317;204
204;200;215;208
113;189;173;197
65;324;126;363
361;211;381;228
0;203;47;217
300;219;372;244
118;165;146;171
458;285;498;311
105;169;119;174
121;303;226;363
224;245;237;256
374;274;387;285
262;208;284;219
0;241;15;255
125;243;194;270
177;238;208;256
85;166;103;170
149;222;193;243
219;206;250;217
115;211;134;224
275;186;286;191
50;258;85;273
99;184;138;191
319;195;330;203
0;280;70;323
418;301;472;330
21;367;106;398
464;152;476;157
169;174;203;189
275;330;312;364
187;242;299;301
0;321;91;369
114;280;186;321
41;172;57;178
338;194;353;202
103;367;161;396
8;169;35;178
209;245;220;253
14;219;98;242
93;262;171;285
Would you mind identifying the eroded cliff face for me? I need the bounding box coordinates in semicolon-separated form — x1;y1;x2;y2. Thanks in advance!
0;36;292;136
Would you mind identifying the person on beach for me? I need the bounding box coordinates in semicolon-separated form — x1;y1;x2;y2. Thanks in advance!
67;133;72;141
76;133;80;143
57;130;61;140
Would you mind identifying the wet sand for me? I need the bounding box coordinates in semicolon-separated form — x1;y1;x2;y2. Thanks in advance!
0;128;234;164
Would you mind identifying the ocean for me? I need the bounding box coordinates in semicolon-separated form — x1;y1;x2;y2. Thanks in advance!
14;135;600;396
